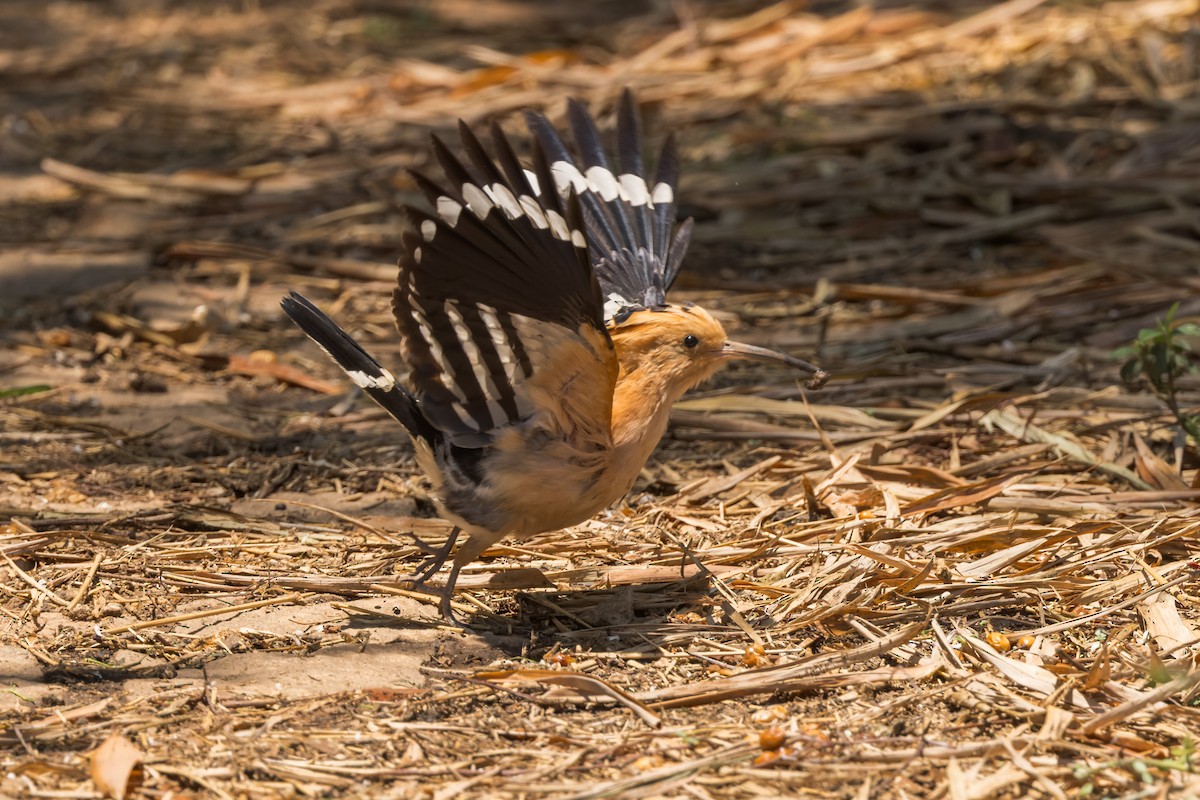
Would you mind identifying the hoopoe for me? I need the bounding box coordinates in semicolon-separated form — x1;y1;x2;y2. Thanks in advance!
282;91;826;621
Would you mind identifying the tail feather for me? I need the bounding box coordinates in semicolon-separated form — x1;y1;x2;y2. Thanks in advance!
280;291;436;443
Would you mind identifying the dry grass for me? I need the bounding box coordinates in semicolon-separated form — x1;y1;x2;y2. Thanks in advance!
4;0;1200;797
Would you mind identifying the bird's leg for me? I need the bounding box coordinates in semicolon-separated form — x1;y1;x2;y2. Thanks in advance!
413;533;490;624
436;560;466;624
403;556;465;625
408;526;461;586
398;526;467;624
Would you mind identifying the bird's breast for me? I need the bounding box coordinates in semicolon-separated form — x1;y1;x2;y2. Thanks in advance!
478;425;621;534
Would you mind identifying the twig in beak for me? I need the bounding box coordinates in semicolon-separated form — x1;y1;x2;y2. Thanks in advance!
721;341;829;390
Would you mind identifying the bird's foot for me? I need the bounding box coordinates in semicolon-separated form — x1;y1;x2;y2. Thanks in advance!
437;590;462;626
393;579;465;626
406;556;445;588
405;526;460;588
397;537;467;625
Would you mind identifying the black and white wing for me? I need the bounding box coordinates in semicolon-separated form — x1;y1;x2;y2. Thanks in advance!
395;120;617;449
525;89;694;326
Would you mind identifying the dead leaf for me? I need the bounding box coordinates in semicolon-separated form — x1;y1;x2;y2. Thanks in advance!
1139;591;1200;657
91;732;144;800
1083;643;1111;691
857;463;968;487
1133;434;1190;491
900;473;1019;517
475;669;662;728
958;631;1096;711
225;353;344;394
980;407;1151;490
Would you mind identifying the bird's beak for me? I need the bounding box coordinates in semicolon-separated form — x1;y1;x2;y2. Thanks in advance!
720;341;830;389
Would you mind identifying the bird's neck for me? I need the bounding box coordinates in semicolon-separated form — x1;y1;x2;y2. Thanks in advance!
608;363;688;487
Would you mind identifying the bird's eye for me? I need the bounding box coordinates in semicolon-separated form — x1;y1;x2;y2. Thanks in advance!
682;334;700;349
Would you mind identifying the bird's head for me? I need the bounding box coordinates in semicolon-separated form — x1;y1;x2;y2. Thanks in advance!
610;304;827;399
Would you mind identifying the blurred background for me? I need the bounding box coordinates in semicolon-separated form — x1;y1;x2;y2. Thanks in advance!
3;0;1195;316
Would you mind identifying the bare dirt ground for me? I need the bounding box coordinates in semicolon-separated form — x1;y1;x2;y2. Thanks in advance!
5;0;1200;797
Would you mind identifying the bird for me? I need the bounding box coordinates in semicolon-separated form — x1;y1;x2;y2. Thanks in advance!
282;90;827;622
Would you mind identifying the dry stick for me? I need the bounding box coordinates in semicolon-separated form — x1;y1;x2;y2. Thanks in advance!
470;669;664;729
1;535;51;558
566;743;758;800
939;0;1050;39
980;407;1152;491
518;592;595;629
65;551;103;612
150;765;238;800
1001;739;1069;800
180;415;263;443
1081;669;1200;735
639;617;930;708
847;736;1039;763
1;552;70;607
1024;568;1198;638
104;592;308;634
283;500;392;539
661;530;761;646
930;619;968;672
9;518;39;535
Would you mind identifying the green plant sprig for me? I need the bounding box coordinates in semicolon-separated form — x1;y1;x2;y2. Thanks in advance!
1114;303;1200;444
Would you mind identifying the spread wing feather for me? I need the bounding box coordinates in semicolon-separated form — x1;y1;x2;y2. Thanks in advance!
525;89;693;324
393;122;614;449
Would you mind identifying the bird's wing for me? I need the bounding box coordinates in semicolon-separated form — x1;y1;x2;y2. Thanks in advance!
525;89;694;326
394;120;617;450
